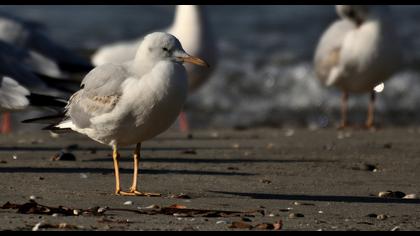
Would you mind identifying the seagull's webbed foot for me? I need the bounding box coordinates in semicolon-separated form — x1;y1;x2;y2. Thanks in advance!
116;189;161;197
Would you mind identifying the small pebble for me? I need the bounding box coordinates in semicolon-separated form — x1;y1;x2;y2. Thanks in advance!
123;201;133;206
367;213;377;218
232;143;240;149
32;222;44;231
29;195;37;200
260;179;272;184
289;213;304;218
284;129;295;137
51;151;76;161
383;143;392;149
266;143;274;149
52;213;59;217
145;204;160;209
378;191;406;199
318;211;324;214
377;214;388;220
403;194;417;199
216;220;228;224
73;209;80;215
80;173;88;179
97;207;107;214
12;154;18;160
391;226;400;231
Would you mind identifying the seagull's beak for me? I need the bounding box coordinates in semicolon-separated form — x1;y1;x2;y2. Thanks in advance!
176;52;210;67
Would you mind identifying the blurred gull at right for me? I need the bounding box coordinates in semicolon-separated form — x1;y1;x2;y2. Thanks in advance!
314;5;403;129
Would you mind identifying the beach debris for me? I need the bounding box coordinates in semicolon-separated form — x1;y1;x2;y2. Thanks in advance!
241;217;252;222
383;143;392;149
391;226;400;231
29;195;38;200
292;201;315;206
216;220;229;224
2;201;264;219
51;151;76;161
1;200;104;216
168;204;187;209
378;191;406;199
12;154;18;160
169;193;191;199
366;213;377;218
182;149;197;155
123;201;133;206
352;163;378;172
229;220;282;230
288;213;304;218
32;222;82;231
260;179;272;184
144;204;160;209
227;167;239;170
229;221;253;229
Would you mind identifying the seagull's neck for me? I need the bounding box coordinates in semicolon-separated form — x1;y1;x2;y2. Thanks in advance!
168;5;210;40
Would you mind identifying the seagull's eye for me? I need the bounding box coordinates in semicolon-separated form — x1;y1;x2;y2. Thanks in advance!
162;47;169;52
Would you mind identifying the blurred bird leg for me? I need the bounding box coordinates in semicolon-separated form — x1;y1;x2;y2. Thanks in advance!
178;111;190;133
339;91;349;129
0;112;12;134
365;91;376;129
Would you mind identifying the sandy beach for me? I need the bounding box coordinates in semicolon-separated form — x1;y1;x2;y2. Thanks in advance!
0;127;420;231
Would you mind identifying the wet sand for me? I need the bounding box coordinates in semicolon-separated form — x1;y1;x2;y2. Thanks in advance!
0;127;420;231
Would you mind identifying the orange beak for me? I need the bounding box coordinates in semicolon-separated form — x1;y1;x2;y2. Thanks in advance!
178;55;210;68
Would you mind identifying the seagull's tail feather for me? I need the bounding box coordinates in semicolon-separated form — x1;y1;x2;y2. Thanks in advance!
21;114;66;125
27;93;67;108
22;114;73;134
34;73;82;94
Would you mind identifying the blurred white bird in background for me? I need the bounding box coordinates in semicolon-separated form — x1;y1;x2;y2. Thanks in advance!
314;5;403;129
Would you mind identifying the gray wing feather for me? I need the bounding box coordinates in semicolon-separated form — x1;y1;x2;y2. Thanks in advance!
66;64;128;128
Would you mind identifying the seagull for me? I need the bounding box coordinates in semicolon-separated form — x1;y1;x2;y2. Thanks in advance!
0;40;80;133
24;32;209;196
314;5;402;129
0;11;94;76
92;5;217;132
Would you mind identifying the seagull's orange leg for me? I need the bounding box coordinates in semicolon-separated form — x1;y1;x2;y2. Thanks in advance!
178;111;190;133
338;91;349;129
118;143;161;197
365;91;376;129
0;112;12;134
112;144;122;195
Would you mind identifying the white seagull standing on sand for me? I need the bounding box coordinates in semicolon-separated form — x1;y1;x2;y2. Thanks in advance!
24;32;209;196
92;5;217;131
314;5;402;129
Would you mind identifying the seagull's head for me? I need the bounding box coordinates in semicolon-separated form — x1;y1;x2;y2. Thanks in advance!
138;32;209;68
336;5;372;26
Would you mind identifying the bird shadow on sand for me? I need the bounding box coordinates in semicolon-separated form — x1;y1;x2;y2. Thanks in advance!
83;156;337;164
209;191;420;205
0;166;254;177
